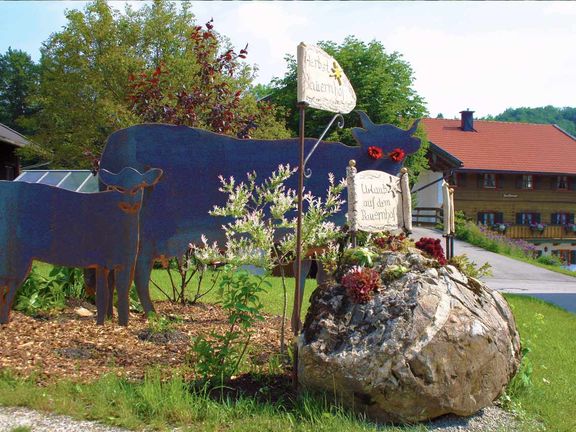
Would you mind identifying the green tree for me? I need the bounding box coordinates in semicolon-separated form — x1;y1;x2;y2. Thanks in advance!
486;106;576;136
0;48;40;134
268;36;429;177
34;0;288;168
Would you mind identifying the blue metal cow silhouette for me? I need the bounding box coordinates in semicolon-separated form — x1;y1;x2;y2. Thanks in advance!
0;167;163;326
99;111;421;314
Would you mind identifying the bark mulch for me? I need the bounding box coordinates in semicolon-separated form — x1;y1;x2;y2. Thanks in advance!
0;300;289;384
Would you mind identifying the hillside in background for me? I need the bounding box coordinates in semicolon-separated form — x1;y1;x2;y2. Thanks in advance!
485;106;576;136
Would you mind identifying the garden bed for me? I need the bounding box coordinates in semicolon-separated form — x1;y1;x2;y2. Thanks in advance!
0;300;289;384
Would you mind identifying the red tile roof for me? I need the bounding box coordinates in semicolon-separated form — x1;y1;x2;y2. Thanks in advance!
422;118;576;175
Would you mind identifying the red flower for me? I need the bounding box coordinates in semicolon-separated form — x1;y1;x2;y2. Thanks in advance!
367;146;383;160
388;148;406;162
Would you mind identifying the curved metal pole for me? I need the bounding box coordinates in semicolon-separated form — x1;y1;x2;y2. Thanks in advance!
303;113;345;178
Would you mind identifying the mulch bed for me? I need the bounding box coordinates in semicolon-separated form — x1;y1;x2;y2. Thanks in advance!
0;300;291;385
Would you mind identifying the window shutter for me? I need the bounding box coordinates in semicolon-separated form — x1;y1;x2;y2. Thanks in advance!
496;174;504;189
534;175;541;190
570;214;575;224
515;175;522;189
477;174;483;188
459;173;467;187
496;212;504;223
477;212;483;224
570;177;576;191
516;213;523;224
534;213;541;223
571;250;576;265
551;176;557;190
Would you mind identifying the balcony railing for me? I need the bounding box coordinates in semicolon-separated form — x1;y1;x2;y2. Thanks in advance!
495;224;576;240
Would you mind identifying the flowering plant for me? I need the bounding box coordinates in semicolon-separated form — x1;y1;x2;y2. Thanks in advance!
564;223;576;233
492;223;509;233
341;266;382;303
367;145;383;160
388;148;406;162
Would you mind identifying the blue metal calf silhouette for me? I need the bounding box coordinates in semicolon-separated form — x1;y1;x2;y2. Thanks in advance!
0;167;163;326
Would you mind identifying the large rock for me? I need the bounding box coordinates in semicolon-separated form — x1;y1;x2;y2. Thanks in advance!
298;251;521;423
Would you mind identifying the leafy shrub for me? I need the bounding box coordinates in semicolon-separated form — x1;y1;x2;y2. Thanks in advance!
190;270;267;384
536;254;564;267
15;266;85;315
448;254;492;278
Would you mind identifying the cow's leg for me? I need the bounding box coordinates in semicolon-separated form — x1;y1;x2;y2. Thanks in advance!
106;270;115;319
0;262;31;325
95;267;109;325
134;255;155;315
290;258;312;333
115;268;132;326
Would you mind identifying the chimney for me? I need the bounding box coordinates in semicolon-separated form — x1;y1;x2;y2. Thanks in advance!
460;109;475;132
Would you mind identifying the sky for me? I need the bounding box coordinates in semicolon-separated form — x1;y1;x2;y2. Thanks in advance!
1;1;575;119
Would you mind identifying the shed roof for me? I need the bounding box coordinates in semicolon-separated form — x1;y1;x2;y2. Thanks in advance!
0;123;31;148
422;118;576;175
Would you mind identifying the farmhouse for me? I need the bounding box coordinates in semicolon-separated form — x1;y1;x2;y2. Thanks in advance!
0;122;30;180
414;110;576;263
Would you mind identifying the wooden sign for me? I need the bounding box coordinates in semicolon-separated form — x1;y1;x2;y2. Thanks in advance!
347;162;412;234
297;42;356;114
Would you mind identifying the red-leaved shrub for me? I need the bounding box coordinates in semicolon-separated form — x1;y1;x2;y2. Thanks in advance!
415;237;447;265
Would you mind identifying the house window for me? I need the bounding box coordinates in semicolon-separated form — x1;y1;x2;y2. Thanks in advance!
552;250;573;264
477;212;503;225
551;212;575;224
516;212;540;225
483;173;496;188
557;176;569;190
521;175;533;189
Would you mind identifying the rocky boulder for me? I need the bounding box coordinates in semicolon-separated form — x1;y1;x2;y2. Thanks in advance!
298;250;521;423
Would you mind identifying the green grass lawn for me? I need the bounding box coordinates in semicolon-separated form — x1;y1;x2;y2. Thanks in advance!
5;264;576;431
503;294;576;432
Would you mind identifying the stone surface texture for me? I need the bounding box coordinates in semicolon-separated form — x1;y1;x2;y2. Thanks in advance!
298;250;522;423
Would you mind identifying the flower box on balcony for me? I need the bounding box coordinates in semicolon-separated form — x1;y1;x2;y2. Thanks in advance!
529;223;546;233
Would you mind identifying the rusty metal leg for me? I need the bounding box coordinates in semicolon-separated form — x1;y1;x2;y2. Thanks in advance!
95;267;108;325
1;264;31;325
116;269;131;326
134;255;155;315
0;283;15;325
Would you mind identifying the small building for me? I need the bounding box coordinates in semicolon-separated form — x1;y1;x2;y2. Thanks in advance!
415;110;576;263
0;122;31;180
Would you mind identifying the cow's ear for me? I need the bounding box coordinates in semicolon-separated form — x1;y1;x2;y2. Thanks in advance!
98;169;119;188
143;168;163;187
351;127;366;147
408;119;421;136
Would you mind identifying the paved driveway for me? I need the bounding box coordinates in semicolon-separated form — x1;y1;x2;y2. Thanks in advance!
411;227;576;313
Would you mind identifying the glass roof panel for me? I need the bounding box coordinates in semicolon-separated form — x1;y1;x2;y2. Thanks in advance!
40;171;68;186
59;172;92;191
77;175;99;193
17;170;46;183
